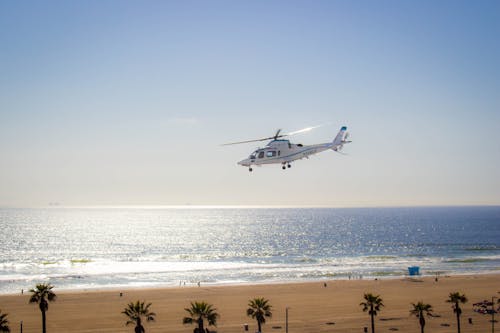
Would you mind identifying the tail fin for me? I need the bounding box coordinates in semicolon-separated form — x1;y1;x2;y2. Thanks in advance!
332;126;351;151
332;126;349;145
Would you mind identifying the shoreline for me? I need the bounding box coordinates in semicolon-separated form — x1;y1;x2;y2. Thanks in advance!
2;269;500;296
1;273;499;333
2;269;499;296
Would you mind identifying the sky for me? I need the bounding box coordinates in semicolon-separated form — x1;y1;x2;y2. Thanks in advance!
0;0;499;207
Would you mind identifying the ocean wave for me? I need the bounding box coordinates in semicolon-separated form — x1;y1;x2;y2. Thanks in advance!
444;257;500;263
464;246;500;252
70;259;92;264
371;270;404;276
293;257;318;263
363;255;399;261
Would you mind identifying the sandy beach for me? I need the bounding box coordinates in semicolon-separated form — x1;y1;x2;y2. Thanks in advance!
1;274;499;333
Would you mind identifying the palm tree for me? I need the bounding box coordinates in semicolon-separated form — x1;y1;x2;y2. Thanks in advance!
446;292;467;333
360;293;384;333
0;310;10;333
29;283;56;333
122;301;156;333
183;301;219;333
247;297;272;333
410;302;433;333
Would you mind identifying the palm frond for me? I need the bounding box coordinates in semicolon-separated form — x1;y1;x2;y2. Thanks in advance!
247;297;273;328
0;311;10;333
410;302;433;317
446;292;467;314
360;293;384;314
122;300;156;327
183;301;220;327
29;283;56;311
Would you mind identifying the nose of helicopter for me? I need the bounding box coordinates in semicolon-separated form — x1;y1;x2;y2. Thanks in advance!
238;158;251;167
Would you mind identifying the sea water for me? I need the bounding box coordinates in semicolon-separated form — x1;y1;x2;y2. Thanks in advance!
0;206;499;294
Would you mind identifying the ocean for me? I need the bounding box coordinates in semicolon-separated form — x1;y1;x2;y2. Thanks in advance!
0;206;499;294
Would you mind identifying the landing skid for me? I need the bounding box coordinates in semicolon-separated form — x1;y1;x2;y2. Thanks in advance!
247;164;291;172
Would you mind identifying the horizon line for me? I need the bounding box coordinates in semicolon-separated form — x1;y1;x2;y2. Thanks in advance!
1;204;499;209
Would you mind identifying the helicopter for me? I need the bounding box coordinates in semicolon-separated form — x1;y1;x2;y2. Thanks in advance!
223;125;351;172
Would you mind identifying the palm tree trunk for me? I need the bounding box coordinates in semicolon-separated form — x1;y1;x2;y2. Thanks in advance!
456;311;461;333
135;317;145;333
257;320;262;333
420;312;425;333
197;317;204;333
370;305;375;333
42;309;46;333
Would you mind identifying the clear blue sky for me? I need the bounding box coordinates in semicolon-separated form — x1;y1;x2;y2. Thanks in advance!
1;0;499;207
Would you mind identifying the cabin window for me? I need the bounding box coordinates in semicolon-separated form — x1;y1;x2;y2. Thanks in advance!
266;151;276;158
258;151;264;158
278;151;281;156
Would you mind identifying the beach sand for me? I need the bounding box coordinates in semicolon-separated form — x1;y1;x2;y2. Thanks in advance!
1;274;499;333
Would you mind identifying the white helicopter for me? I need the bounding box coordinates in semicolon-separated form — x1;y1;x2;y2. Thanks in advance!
223;125;351;171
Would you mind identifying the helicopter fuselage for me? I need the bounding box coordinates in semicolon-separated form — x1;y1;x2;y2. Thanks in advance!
238;139;335;169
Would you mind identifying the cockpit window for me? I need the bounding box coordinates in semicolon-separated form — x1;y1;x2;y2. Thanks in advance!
258;151;264;158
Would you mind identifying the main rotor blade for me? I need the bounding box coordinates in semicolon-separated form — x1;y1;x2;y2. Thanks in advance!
286;124;324;136
221;128;286;146
220;124;324;146
221;137;276;146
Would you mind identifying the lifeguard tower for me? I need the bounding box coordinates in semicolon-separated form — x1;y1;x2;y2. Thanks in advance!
408;266;420;276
